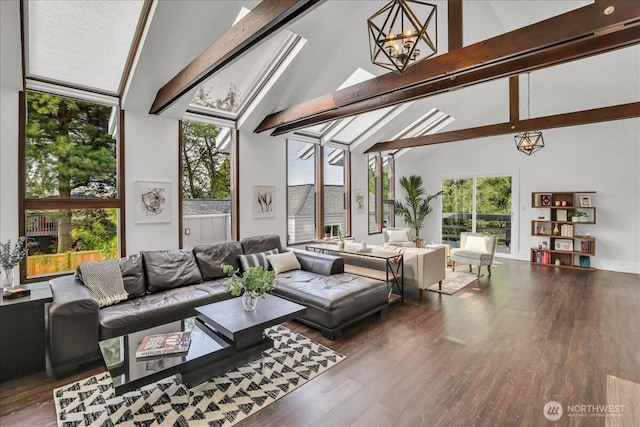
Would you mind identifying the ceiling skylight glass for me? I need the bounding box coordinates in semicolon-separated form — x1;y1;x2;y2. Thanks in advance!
27;0;144;94
190;7;302;118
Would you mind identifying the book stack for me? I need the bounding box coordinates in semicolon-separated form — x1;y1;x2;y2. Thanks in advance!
580;240;594;255
136;331;192;358
534;251;551;264
579;255;591;268
560;224;574;237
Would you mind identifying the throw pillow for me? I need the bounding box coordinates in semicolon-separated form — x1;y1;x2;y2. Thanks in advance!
239;249;278;272
464;235;490;254
387;229;410;243
78;259;129;307
266;251;301;274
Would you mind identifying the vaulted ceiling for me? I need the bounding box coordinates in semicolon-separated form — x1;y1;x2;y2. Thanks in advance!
2;0;638;154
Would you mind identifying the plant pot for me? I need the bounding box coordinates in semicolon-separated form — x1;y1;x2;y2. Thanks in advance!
242;290;260;312
337;242;345;249
1;268;15;289
571;217;579;222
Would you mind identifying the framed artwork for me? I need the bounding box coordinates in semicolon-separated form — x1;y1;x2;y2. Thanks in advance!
355;190;365;212
554;239;573;251
135;180;171;223
254;185;275;218
540;194;552;206
579;196;592;207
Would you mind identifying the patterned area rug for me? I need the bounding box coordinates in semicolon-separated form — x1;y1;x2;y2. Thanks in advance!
427;268;480;295
53;325;345;426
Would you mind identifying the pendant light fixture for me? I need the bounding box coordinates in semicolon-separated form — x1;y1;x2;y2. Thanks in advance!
514;73;545;155
367;0;437;73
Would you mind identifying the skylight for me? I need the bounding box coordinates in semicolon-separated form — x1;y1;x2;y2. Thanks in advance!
189;7;304;119
26;0;144;94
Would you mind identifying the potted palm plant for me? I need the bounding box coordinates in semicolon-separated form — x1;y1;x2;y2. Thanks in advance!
394;175;443;246
222;264;276;311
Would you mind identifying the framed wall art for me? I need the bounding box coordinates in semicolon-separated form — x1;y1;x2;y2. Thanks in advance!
135;180;171;223
254;185;275;218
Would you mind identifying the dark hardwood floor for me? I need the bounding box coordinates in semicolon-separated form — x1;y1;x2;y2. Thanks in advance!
1;259;639;426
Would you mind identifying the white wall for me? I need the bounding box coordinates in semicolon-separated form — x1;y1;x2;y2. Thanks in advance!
124;111;180;254
395;119;640;273
0;87;19;244
238;130;287;241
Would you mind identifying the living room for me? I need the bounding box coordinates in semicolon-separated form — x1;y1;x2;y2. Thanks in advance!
1;1;639;426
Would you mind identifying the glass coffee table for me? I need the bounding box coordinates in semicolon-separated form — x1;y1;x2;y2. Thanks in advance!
99;294;306;396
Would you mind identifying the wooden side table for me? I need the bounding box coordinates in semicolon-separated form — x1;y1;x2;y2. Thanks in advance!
0;281;53;381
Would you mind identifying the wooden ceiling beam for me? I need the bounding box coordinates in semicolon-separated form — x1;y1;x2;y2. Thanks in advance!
448;0;463;51
256;0;640;134
268;24;640;136
365;102;640;152
149;0;324;115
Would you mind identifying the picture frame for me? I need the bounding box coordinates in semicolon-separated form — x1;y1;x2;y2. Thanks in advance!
135;180;171;223
556;209;568;222
579;196;592;207
355;190;365;212
554;239;573;251
254;185;275;218
540;194;552;206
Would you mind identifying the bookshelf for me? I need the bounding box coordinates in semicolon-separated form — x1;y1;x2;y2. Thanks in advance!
530;191;596;271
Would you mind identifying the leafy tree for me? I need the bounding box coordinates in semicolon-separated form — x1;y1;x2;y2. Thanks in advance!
72;209;118;258
181;121;231;199
26;92;116;253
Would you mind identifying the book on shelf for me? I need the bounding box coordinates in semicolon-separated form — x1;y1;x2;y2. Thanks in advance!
560;224;574;237
580;240;594;255
136;331;191;358
579;256;591;268
556;209;568;222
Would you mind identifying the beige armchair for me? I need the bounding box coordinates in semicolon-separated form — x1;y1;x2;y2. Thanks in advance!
450;232;497;277
382;227;417;247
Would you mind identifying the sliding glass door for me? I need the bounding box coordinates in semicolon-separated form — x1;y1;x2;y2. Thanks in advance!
442;176;513;255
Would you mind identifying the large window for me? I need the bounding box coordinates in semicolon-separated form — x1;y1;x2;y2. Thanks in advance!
323;147;348;238
180;120;234;247
287;141;316;244
287;140;350;244
22;91;122;280
368;154;394;234
441;176;512;254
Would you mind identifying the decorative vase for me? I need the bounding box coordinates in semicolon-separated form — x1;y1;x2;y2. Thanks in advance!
2;268;15;289
552;224;560;235
337;242;345;250
242;290;260;312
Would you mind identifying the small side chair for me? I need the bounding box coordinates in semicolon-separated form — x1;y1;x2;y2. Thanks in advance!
450;232;497;277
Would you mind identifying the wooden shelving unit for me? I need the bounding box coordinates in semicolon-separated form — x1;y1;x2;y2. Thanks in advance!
530;191;596;272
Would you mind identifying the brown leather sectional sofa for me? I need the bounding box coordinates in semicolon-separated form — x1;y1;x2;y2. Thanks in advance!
47;235;387;378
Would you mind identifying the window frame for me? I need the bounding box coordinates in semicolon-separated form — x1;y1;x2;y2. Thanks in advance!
286;139;351;244
178;118;239;249
19;89;125;283
368;153;395;235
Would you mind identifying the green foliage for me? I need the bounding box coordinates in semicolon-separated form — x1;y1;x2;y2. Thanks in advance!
0;237;28;270
394;175;443;240
26;92;116;198
71;209;118;258
181;120;231;199
26;91;117;254
222;264;276;297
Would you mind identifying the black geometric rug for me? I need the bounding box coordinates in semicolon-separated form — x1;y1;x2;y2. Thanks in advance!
54;325;345;426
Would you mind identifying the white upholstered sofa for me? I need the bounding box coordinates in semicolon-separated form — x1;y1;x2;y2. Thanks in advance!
340;244;446;302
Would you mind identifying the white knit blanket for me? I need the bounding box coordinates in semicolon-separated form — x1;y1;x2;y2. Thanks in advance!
78;259;128;307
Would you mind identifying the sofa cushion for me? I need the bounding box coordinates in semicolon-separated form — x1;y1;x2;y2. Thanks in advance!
240;234;282;255
387;229;410;243
193;241;243;281
141;249;203;293
464;235;490;254
118;253;146;299
239;249;278;272
267;251;301;274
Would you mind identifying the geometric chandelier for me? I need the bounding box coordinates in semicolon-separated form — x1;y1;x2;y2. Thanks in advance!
367;0;437;73
514;130;545;155
514;73;545;155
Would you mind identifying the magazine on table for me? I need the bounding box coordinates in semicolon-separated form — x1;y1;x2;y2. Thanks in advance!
135;331;191;358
